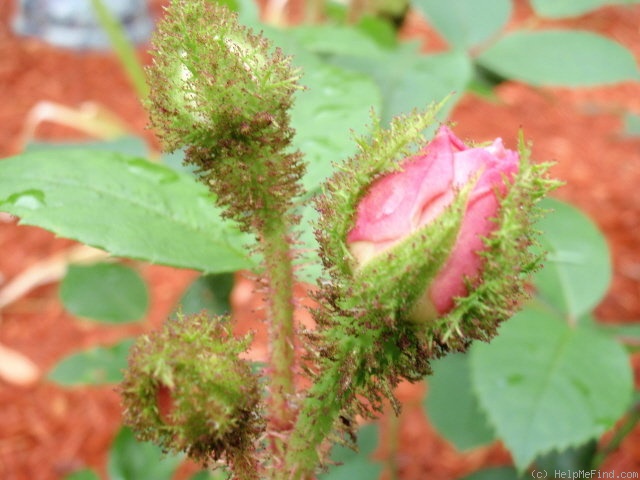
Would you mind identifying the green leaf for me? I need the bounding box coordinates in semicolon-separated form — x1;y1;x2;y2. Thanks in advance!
48;339;133;385
319;424;382;480
460;467;520;480
331;47;472;124
60;263;149;323
477;30;640;86
0;150;253;274
108;426;182;480
424;353;495;450
287;57;381;282
237;0;260;25
531;0;640;18
266;27;381;178
215;0;240;13
292;58;382;192
26;136;148;156
174;272;234;316
64;470;101;480
356;15;398;49
470;309;633;471
595;322;640;342
412;0;512;49
534;441;597;473
534;199;611;319
286;24;383;58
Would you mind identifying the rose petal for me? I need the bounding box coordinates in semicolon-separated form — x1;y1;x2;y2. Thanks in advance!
347;126;456;245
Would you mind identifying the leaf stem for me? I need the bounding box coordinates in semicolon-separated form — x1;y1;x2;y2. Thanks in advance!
90;0;149;100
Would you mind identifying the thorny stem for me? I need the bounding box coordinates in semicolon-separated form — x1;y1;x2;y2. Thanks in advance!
261;216;297;470
233;450;261;480
283;339;361;479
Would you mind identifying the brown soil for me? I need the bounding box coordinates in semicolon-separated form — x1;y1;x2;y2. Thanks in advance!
1;0;639;479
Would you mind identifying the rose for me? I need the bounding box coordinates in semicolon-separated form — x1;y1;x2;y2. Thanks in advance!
346;126;519;320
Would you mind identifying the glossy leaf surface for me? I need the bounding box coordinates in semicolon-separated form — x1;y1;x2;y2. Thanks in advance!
0;150;253;273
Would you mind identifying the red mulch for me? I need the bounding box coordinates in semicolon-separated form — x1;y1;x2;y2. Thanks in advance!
1;0;639;478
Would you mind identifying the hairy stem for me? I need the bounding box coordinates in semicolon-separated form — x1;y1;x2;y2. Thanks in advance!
232;450;261;480
283;339;360;479
261;217;297;466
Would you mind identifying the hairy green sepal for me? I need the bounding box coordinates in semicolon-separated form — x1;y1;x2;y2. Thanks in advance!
428;136;561;351
146;0;304;231
288;105;464;476
315;101;448;282
121;313;262;476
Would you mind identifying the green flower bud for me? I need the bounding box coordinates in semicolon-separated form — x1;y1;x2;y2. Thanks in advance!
146;0;305;231
146;0;299;153
120;313;263;469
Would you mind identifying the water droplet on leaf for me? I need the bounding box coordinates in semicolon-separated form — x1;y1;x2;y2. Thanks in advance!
2;190;46;210
126;158;180;185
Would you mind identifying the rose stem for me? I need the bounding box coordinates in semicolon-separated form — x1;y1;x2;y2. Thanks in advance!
282;335;366;479
261;215;297;467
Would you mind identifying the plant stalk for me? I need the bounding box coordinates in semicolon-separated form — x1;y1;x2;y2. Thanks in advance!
261;217;297;467
90;0;149;100
282;338;360;479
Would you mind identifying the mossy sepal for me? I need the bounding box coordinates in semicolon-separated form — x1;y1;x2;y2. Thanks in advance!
147;0;300;154
146;0;305;232
316;106;559;349
120;312;263;476
315;101;448;283
426;136;562;350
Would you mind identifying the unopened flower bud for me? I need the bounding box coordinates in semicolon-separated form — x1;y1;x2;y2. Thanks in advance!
145;0;305;231
347;126;519;321
121;313;262;466
146;0;299;154
316;105;558;351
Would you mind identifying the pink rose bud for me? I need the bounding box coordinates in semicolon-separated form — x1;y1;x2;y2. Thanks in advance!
346;126;519;319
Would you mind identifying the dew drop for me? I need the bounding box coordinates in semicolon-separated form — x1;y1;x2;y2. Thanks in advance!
2;189;46;210
126;158;180;185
